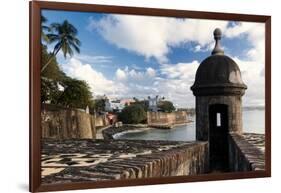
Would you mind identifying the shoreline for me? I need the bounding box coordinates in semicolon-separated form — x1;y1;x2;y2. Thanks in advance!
148;120;193;129
103;122;193;140
112;127;153;139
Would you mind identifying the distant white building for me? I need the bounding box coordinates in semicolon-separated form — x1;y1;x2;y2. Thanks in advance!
105;98;135;112
148;95;164;112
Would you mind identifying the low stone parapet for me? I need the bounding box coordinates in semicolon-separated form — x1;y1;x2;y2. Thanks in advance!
229;133;265;171
41;139;208;184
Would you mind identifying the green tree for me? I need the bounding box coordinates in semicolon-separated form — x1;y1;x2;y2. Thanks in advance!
41;46;66;104
57;78;93;109
133;100;149;112
118;104;147;124
158;101;175;113
41;45;66;80
93;99;106;112
41;77;61;104
41;20;81;73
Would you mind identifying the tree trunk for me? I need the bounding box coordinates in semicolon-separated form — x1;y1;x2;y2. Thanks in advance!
41;45;61;73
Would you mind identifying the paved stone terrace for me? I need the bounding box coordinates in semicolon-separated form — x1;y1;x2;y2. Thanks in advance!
41;139;207;184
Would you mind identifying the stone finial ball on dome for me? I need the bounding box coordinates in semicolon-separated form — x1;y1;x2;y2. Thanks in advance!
211;28;224;55
214;28;222;39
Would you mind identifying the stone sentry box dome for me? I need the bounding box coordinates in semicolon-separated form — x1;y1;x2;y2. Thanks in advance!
191;28;247;171
191;28;247;96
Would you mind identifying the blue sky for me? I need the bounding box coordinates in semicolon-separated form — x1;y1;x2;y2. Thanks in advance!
42;10;265;108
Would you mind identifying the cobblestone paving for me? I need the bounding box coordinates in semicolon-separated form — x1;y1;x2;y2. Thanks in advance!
41;133;265;184
41;139;206;184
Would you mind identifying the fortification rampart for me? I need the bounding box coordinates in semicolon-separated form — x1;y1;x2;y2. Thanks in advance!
147;111;190;128
41;104;96;139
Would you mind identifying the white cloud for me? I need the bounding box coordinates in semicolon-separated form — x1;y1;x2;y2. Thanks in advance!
61;55;265;108
88;15;228;63
75;54;112;63
232;57;265;107
194;45;202;52
225;22;265;107
225;22;265;63
146;67;156;77
111;62;199;107
62;58;126;97
116;68;127;81
157;61;199;107
85;17;265;107
161;61;199;80
115;67;156;82
128;69;144;80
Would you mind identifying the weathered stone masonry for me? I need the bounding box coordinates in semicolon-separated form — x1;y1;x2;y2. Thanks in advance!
195;95;243;141
229;133;265;171
147;111;189;128
41;139;208;184
41;104;96;139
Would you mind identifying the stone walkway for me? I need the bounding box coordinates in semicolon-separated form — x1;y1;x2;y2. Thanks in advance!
95;125;112;139
41;139;207;184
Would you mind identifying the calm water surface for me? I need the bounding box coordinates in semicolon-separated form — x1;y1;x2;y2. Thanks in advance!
116;109;265;141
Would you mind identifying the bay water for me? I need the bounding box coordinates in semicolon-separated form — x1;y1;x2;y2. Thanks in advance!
116;109;265;141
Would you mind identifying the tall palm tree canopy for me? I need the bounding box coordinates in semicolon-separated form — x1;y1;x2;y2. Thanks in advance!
41;15;50;43
47;20;81;58
41;20;81;73
41;15;49;30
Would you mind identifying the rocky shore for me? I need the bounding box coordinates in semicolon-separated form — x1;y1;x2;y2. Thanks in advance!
102;125;153;140
102;123;193;140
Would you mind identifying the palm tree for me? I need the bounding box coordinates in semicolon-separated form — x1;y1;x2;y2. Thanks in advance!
41;15;50;43
41;20;81;73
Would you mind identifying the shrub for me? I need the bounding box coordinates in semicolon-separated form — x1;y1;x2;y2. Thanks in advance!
118;104;147;124
158;100;175;113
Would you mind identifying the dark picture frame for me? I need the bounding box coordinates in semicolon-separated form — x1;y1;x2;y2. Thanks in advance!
30;1;271;192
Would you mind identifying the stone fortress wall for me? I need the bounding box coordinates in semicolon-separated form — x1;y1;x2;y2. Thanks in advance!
41;104;96;139
41;106;191;139
95;114;109;127
147;110;190;128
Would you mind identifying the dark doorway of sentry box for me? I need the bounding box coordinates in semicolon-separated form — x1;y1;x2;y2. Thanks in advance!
209;104;229;172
